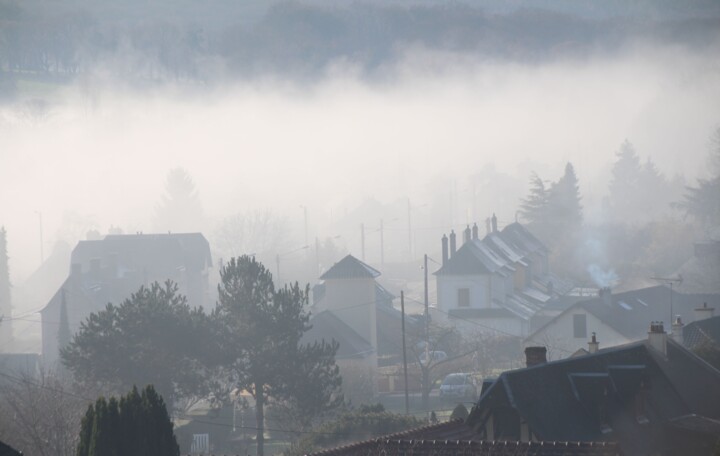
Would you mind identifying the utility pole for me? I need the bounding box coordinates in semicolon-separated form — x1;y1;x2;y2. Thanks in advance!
401;290;409;415
361;223;365;261
380;219;384;265
407;198;412;259
315;237;320;277
424;254;429;346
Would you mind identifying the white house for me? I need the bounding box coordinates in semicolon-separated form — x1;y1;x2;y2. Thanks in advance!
525;285;720;359
433;217;561;338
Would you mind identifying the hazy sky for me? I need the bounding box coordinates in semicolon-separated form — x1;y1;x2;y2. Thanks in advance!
2;43;719;280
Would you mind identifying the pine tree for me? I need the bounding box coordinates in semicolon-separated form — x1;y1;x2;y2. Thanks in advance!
214;256;342;456
519;172;549;225
77;404;95;456
154;168;204;232
547;162;583;227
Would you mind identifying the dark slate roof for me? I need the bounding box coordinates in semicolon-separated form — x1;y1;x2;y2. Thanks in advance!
683;316;720;349
468;338;720;455
302;310;374;360
435;239;512;276
498;223;547;256
73;232;212;271
529;286;720;342
320;255;381;280
0;440;22;456
483;232;527;266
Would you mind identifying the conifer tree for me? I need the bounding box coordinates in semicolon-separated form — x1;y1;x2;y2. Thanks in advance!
519;172;549;225
548;162;583;227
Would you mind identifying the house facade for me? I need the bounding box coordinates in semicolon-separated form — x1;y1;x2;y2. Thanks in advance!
433;218;566;338
41;232;212;365
525;285;720;359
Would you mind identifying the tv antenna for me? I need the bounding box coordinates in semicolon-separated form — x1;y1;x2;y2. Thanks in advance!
650;275;683;329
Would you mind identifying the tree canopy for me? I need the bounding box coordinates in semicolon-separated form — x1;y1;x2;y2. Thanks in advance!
77;385;179;456
60;281;215;411
213;255;342;456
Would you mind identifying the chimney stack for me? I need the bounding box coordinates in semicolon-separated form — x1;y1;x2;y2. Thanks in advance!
647;321;667;356
463;225;471;244
671;316;684;345
491;213;498;233
588;332;599;354
441;234;449;266
449;230;457;258
694;302;715;321
524;346;547;367
486;218;491;235
472;223;479;240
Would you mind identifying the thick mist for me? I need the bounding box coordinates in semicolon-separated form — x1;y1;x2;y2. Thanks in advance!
1;43;719;287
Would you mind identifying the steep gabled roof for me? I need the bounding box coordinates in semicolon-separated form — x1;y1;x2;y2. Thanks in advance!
320;255;381;280
302;310;374;360
499;222;547;256
684;316;720;349
434;239;512;276
469;338;720;454
528;286;720;342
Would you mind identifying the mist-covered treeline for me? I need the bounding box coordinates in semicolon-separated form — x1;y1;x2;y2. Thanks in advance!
2;0;720;91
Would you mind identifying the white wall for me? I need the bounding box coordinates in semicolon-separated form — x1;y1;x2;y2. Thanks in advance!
437;274;490;311
524;309;629;360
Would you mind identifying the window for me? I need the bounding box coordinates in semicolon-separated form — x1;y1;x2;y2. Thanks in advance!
458;288;470;307
573;314;587;338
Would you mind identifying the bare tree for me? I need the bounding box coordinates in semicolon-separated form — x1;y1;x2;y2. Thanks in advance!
0;367;89;456
213;209;291;260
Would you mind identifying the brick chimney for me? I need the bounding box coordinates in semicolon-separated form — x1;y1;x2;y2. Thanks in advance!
671;316;684;344
588;332;599;354
525;346;547;367
694;302;715;321
472;223;479;240
463;225;471;244
647;321;667;356
449;230;457;258
441;234;449;266
491;213;498;233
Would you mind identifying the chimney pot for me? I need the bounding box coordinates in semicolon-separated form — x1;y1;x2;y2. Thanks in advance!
449;230;457;257
441;234;449;266
472;223;479;240
648;321;667;356
588;332;599;354
694;302;715;321
463;225;471;244
491;213;498;233
524;346;547;367
672;316;684;345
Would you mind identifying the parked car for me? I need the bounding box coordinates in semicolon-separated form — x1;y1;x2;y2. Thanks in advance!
418;350;447;365
439;373;477;401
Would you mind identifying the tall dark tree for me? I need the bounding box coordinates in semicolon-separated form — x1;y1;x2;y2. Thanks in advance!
77;386;179;456
61;281;215;412
676;127;720;230
607;140;642;221
213;256;342;456
0;227;11;343
547;162;583;227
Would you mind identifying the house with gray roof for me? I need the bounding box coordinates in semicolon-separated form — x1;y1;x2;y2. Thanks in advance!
41;232;212;365
433;218;566;338
468;325;720;456
525;286;720;360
